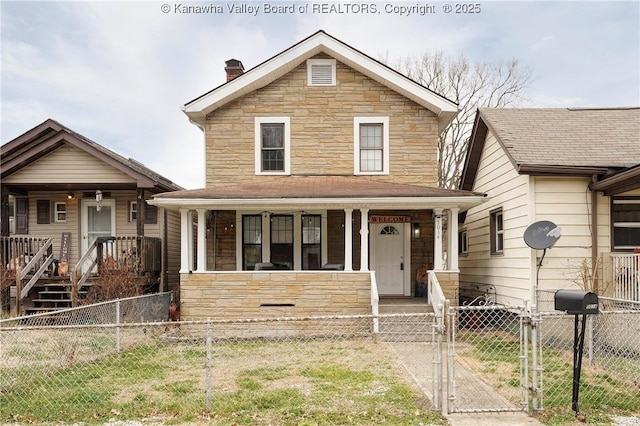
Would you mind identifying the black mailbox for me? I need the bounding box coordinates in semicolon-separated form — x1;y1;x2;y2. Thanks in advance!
554;290;599;315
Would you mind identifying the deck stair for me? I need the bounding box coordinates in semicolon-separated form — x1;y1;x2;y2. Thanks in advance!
23;277;95;315
377;297;434;342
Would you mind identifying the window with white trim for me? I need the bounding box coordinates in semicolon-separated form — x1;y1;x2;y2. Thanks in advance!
354;117;389;175
54;202;67;223
129;201;137;222
255;117;290;175
612;198;640;250
307;59;336;86
459;229;468;255
490;208;504;255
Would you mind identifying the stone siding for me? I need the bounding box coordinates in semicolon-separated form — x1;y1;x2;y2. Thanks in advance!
204;55;439;187
434;271;459;304
180;271;372;320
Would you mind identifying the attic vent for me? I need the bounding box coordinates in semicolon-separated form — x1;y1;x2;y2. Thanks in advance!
307;59;336;86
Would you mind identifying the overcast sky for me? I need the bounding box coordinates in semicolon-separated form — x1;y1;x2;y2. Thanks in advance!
2;1;639;189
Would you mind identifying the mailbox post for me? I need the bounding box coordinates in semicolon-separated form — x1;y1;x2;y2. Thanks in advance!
554;290;599;415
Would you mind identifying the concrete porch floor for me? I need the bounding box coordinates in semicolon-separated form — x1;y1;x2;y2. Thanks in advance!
379;296;432;314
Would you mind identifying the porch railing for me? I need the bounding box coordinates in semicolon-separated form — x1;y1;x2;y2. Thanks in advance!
72;236;162;305
0;237;54;312
611;253;640;301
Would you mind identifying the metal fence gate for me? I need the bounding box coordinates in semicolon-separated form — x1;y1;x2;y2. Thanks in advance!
441;304;530;414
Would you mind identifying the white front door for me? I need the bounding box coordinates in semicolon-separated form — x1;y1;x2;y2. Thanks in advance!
81;199;116;258
371;223;406;295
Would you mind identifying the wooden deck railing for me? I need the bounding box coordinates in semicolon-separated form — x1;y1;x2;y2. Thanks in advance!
0;236;54;313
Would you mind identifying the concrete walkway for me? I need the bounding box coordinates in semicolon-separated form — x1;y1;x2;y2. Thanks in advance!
389;341;544;425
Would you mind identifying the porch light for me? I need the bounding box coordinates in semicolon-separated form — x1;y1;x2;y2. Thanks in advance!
413;222;421;239
67;192;75;200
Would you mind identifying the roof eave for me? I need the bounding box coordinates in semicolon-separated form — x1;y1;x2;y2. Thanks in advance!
183;31;457;130
517;164;610;176
149;195;488;212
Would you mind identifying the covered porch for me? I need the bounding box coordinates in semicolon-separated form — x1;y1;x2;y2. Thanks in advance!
151;177;487;319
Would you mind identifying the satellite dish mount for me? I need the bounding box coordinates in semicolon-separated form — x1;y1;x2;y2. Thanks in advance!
524;220;562;302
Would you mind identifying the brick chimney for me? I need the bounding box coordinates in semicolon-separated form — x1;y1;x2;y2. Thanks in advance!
225;59;244;81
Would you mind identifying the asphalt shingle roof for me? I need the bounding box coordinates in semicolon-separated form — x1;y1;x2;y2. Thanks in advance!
479;107;640;168
153;176;482;200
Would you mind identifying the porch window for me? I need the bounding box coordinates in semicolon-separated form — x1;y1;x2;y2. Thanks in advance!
354;117;389;175
612;199;640;250
242;215;262;270
490;208;503;255
270;215;293;269
302;214;321;269
54;202;67;223
255;117;290;175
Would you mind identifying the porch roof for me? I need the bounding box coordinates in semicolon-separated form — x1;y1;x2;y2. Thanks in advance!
151;176;487;210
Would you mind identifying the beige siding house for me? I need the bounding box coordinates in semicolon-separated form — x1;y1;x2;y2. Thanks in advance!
151;31;487;320
459;107;640;308
1;119;183;314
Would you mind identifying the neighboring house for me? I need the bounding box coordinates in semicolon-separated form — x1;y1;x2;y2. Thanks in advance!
0;119;183;314
150;30;487;320
459;107;640;308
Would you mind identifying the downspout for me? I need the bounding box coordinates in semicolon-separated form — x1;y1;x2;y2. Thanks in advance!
590;175;598;293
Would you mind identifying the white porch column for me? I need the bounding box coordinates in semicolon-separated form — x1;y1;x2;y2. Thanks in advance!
359;208;369;271
180;209;191;273
344;208;353;271
448;207;460;271
433;208;444;270
196;209;207;272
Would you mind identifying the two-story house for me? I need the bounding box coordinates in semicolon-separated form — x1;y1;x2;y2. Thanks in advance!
151;31;486;320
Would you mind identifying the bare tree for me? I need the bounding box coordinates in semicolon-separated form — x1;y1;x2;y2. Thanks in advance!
390;52;532;188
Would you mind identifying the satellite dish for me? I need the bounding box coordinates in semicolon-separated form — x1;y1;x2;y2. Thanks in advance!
524;220;561;250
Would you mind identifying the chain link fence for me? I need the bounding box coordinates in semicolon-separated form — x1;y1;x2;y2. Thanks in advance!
0;292;172;328
0;312;442;425
447;304;528;413
534;292;640;415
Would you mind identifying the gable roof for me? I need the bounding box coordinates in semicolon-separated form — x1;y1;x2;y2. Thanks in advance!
183;30;458;132
1;119;184;192
460;107;640;191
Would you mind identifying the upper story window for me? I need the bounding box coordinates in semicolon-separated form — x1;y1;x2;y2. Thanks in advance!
612;198;640;250
255;117;290;175
490;208;504;255
354;117;389;175
307;59;336;86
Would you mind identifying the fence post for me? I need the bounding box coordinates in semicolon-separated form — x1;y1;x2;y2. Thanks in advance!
116;299;121;354
206;318;212;412
432;302;443;412
446;302;456;414
587;315;594;365
520;304;529;411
